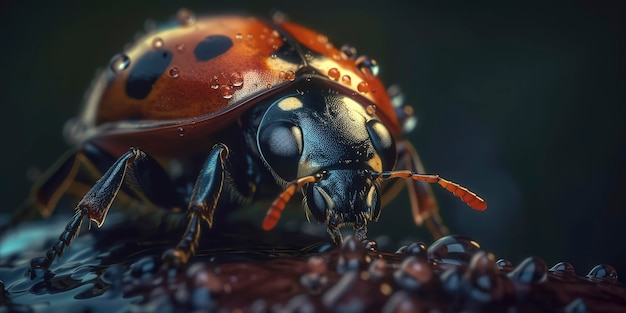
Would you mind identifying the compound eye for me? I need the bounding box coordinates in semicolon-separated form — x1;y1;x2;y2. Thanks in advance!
366;120;397;171
258;121;303;181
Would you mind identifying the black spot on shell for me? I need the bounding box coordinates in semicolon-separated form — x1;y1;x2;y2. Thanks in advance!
194;35;233;61
126;50;173;99
274;41;303;64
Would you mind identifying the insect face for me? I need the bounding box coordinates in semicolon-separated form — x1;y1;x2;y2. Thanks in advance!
256;87;397;238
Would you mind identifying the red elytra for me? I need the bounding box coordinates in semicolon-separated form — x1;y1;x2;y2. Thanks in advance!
68;15;399;159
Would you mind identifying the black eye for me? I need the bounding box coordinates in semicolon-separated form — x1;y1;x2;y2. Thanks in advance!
258;121;303;181
366;120;397;171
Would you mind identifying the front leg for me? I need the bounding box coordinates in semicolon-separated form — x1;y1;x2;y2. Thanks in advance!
31;147;146;272
162;144;229;267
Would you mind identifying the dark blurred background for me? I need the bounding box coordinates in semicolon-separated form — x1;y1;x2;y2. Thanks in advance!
1;1;624;279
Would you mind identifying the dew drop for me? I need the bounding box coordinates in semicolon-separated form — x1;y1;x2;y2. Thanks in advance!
393;256;433;290
109;53;130;73
355;55;380;76
177;8;196;27
427;235;481;265
340;44;357;59
368;258;387;279
210;76;219;89
220;85;234;99
328;68;340;80
270;52;277;59
466;251;500;303
507;257;547;284
357;81;370;93
586;264;618;283
549;261;576;275
285;70;296;81
321;271;357;309
403;242;427;260
235;33;243;41
230;72;243;87
337;236;366;273
177;127;185;137
441;268;463;293
496;258;514;272
300;256;328;293
341;75;351;85
278;71;285;80
366;104;376;115
307;256;327;274
169;67;180;78
362;239;378;251
300;271;328;293
176;43;185;52
152;37;164;49
266;83;273;89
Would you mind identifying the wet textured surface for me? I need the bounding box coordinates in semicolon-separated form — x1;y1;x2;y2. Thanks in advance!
1;214;625;313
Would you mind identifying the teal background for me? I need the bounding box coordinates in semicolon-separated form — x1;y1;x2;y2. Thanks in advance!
1;1;624;280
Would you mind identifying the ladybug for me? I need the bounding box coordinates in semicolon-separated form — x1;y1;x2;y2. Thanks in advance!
24;9;486;270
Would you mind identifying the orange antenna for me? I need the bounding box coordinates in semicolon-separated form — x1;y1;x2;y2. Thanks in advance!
371;170;487;211
262;171;328;231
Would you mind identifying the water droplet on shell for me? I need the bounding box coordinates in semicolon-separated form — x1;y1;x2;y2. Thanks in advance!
586;264;618;284
109;54;130;73
507;257;547;284
427;235;481;265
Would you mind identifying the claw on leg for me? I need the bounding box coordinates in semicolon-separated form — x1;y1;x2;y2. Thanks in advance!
162;212;201;267
160;144;228;268
30;209;86;275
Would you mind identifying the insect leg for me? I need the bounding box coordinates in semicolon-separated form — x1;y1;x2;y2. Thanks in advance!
30;148;142;272
5;144;114;232
162;144;228;267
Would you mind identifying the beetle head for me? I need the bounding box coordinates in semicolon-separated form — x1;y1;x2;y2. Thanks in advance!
257;88;397;228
